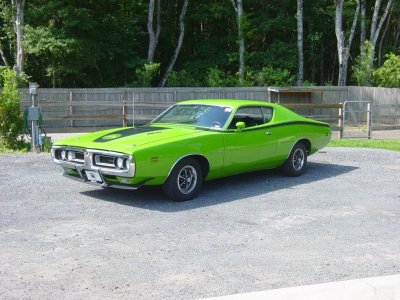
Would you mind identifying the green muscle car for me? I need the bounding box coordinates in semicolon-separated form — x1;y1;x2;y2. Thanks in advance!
51;99;331;201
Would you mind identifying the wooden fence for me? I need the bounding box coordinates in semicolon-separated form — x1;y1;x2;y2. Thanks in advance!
19;86;400;130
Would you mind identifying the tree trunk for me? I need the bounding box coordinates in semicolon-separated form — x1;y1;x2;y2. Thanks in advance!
371;0;393;46
335;0;360;86
394;13;400;48
13;0;25;75
335;1;346;86
378;7;392;65
369;0;394;67
0;42;9;66
296;0;304;86
159;0;189;87
360;0;366;45
147;0;161;63
230;0;245;84
370;0;382;42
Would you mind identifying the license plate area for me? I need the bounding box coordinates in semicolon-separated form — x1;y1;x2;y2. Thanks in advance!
84;170;103;183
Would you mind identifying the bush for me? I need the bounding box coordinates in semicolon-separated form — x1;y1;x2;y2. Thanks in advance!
207;67;229;87
372;53;400;88
206;66;295;87
134;63;160;87
352;41;374;86
253;67;295;87
166;70;199;87
0;68;24;149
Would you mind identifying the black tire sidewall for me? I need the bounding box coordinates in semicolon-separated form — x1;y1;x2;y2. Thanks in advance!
163;158;203;201
282;142;308;176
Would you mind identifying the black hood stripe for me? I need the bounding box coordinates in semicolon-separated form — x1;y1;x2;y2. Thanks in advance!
94;126;168;143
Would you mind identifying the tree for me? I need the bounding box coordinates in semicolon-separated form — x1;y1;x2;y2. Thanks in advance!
147;0;161;63
360;0;366;45
369;0;394;67
159;0;189;87
296;0;304;85
334;0;360;86
11;0;26;74
230;0;245;83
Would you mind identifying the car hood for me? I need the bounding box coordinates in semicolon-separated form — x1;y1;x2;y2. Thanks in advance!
53;125;201;154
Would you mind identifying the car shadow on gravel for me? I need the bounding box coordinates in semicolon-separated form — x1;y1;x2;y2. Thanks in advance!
80;162;358;211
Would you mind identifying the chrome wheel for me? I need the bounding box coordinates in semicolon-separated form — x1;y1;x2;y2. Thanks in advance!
292;148;305;171
177;165;198;195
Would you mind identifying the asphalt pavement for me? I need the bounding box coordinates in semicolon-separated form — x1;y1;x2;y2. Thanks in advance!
0;148;399;299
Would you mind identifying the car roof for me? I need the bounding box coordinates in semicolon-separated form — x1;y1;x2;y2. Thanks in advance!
177;99;278;109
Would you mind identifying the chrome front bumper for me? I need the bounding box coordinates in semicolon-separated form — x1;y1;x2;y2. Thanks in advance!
51;146;135;177
51;146;145;190
62;170;148;190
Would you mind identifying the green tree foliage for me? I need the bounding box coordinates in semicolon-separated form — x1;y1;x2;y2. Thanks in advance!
352;41;374;86
0;68;23;149
0;0;398;87
134;63;160;87
373;54;400;88
166;70;199;87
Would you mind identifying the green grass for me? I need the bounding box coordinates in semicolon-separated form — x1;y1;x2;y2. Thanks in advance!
328;139;400;152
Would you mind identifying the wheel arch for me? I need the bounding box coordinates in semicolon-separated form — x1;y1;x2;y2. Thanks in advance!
298;138;311;154
287;138;311;158
165;154;210;183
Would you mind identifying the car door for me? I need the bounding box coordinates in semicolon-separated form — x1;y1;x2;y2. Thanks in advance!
222;106;278;175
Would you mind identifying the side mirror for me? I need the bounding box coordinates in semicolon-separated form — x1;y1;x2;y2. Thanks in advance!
235;121;245;132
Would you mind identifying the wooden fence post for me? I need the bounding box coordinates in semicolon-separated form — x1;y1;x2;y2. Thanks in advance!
338;103;343;139
367;102;372;139
69;90;73;128
121;92;127;127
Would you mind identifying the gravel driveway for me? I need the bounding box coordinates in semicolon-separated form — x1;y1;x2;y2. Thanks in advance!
0;148;399;299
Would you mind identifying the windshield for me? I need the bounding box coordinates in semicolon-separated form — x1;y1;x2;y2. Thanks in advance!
152;104;232;129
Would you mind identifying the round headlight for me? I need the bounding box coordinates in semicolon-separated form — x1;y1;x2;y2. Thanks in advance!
67;151;74;161
125;159;130;169
60;150;67;160
116;157;125;169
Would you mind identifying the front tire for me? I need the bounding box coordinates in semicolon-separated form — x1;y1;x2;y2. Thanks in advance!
280;142;308;176
163;158;203;201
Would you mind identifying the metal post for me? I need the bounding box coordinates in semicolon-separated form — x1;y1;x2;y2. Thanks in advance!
29;82;39;152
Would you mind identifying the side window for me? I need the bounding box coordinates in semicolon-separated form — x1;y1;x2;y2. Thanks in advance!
229;107;264;129
261;107;273;123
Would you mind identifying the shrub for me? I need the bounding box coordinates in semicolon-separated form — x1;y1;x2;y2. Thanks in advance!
254;67;295;87
166;70;199;87
134;63;160;87
0;68;24;149
372;53;400;88
352;41;374;86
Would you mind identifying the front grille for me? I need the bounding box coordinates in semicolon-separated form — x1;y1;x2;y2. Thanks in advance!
94;154;116;168
56;149;84;165
52;146;134;177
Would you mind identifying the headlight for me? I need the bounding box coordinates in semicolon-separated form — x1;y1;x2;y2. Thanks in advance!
60;150;67;160
115;157;125;169
67;151;74;161
125;159;130;170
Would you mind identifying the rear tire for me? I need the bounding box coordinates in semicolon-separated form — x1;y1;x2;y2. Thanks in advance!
163;158;203;201
280;142;308;176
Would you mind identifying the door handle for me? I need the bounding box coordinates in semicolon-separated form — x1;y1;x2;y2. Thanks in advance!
265;131;272;135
